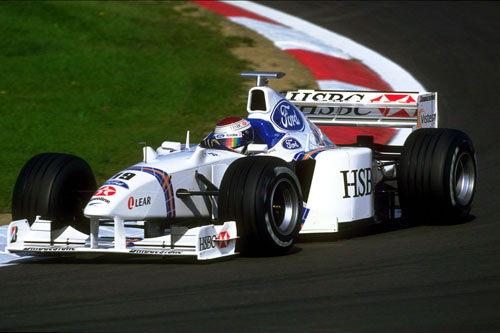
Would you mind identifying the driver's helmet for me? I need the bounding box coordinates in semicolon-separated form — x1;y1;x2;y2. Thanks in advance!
212;117;254;153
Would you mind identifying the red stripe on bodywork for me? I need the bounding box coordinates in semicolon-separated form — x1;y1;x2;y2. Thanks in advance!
194;1;283;26
319;126;397;145
285;49;393;91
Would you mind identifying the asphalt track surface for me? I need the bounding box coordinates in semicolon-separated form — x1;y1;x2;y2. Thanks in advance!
1;2;499;331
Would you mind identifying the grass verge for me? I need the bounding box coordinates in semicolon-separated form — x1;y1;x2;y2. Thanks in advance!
0;1;252;213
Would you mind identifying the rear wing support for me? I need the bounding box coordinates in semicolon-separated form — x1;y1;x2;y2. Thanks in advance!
241;71;285;87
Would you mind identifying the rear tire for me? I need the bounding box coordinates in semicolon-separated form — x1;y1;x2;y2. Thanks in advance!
12;153;97;232
219;156;303;256
397;129;476;224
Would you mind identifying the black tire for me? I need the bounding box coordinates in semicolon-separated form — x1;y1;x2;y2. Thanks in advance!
397;128;476;224
12;153;97;232
219;156;303;256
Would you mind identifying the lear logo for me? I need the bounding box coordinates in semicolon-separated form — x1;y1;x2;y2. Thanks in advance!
340;168;373;198
128;196;152;210
94;186;116;196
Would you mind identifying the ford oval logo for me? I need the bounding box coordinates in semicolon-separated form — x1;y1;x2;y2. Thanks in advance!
103;180;129;190
271;100;304;131
282;138;302;150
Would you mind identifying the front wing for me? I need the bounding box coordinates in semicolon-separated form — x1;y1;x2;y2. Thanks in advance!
6;216;237;261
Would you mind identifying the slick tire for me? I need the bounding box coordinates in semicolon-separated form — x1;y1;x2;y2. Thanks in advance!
219;156;303;256
397;129;476;224
12;153;97;232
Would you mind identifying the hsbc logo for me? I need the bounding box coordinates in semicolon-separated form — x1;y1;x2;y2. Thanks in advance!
199;235;216;251
299;106;371;116
230;120;249;131
94;186;116;196
370;94;417;104
340;168;373;199
287;91;365;103
217;231;231;248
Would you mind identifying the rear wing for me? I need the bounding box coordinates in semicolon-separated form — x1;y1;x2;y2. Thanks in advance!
285;90;438;129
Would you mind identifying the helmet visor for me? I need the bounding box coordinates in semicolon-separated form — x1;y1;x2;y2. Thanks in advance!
215;132;244;149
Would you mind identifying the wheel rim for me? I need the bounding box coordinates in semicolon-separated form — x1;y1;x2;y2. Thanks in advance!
269;178;299;235
453;151;475;206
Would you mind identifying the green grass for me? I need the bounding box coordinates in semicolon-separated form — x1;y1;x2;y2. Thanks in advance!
0;1;251;213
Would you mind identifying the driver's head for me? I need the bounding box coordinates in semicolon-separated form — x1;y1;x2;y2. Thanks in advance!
213;117;254;153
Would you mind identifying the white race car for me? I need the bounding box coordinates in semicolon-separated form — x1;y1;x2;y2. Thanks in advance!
6;71;477;260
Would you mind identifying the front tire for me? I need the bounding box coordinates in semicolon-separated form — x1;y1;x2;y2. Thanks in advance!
397;129;476;224
12;153;97;232
219;156;303;255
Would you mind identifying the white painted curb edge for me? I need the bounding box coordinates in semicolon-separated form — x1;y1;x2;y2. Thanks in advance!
226;1;426;92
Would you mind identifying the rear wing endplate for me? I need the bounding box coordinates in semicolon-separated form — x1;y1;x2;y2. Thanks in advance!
285;90;438;129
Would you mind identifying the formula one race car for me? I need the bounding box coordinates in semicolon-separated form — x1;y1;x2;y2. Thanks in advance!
6;71;477;260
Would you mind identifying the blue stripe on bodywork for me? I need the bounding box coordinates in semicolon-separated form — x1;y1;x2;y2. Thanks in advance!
126;166;175;218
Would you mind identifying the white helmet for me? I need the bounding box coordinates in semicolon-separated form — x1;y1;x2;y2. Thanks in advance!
212;117;254;153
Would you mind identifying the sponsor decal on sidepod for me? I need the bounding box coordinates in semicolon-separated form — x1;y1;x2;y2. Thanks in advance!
340;168;373;199
282;137;302;150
